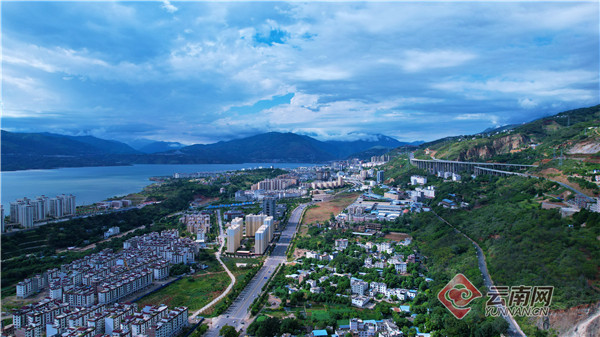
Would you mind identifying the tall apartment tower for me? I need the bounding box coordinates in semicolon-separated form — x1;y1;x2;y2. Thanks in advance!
37;196;50;217
226;220;243;254
245;214;266;237
264;216;274;241
50;198;64;218
377;170;385;184
58;194;76;216
262;197;276;217
10;201;20;223
18;204;34;229
31;199;46;221
254;224;269;255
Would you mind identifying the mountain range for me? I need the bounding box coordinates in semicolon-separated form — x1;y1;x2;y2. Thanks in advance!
1;131;415;171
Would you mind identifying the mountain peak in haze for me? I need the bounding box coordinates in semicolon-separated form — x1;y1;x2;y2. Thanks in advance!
1;130;408;170
138;141;185;154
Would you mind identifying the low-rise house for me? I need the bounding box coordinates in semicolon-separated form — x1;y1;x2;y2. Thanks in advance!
351;295;371;308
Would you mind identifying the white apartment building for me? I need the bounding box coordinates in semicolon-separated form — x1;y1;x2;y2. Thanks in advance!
369;281;387;294
254;224;269;255
147;306;189;337
264;216;274;240
410;175;427;185
351;278;368;295
226;222;242;253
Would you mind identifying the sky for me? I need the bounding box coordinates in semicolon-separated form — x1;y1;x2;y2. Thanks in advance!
2;1;599;146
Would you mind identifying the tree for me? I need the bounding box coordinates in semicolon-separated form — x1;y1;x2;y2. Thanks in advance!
170;263;191;276
219;325;239;337
248;317;281;337
280;318;301;334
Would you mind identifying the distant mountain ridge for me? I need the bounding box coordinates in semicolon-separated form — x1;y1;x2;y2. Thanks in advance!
1;131;140;156
138;141;185;154
1;131;407;171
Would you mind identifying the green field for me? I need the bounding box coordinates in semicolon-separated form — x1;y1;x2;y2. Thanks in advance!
136;272;231;312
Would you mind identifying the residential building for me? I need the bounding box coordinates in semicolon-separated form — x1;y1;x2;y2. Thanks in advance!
410;175;427;185
335;238;348;251
49;198;64;218
262;197;276;217
415;186;436;199
351;278;368;295
377;171;385;184
254;224;269;255
351;295;371;308
370;282;387;294
251;178;297;191
19;204;34;229
245;214;266;237
590;197;600;213
264;216;274;240
10;198;36;228
104;227;120;239
395;262;407;274
147;306;189;337
180;213;211;236
56;194;76;216
226;221;242;254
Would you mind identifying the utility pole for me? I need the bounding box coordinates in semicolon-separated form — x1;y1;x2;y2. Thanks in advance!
559;149;563;167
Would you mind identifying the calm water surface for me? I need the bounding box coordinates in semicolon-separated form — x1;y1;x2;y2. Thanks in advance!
1;163;314;212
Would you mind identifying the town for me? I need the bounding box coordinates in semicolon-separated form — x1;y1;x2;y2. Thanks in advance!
3;150;600;337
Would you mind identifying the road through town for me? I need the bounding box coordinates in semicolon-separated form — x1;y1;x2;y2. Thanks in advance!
190;209;236;319
203;203;308;337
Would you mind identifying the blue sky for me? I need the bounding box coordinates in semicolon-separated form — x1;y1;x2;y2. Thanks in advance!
2;1;598;145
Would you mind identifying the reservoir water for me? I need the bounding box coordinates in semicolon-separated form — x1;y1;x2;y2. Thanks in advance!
1;163;314;212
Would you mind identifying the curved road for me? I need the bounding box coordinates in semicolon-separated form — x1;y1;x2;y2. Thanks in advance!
190;209;236;319
203;203;308;337
433;211;526;337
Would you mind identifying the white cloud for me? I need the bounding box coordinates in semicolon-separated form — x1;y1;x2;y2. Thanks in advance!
433;70;598;102
518;98;538;109
290;92;320;109
454;113;501;125
161;1;178;14
399;50;477;73
2;75;63;114
292;66;351;81
508;3;598;31
2;2;598;143
3;40;159;83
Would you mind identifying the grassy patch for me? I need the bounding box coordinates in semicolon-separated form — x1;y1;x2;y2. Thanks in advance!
136;272;231;312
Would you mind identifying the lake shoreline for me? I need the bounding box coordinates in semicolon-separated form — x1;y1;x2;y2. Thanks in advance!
1;163;315;213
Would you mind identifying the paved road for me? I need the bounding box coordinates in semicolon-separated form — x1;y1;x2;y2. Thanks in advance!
433;211;526;337
542;177;594;202
204;204;308;337
190;209;236;319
